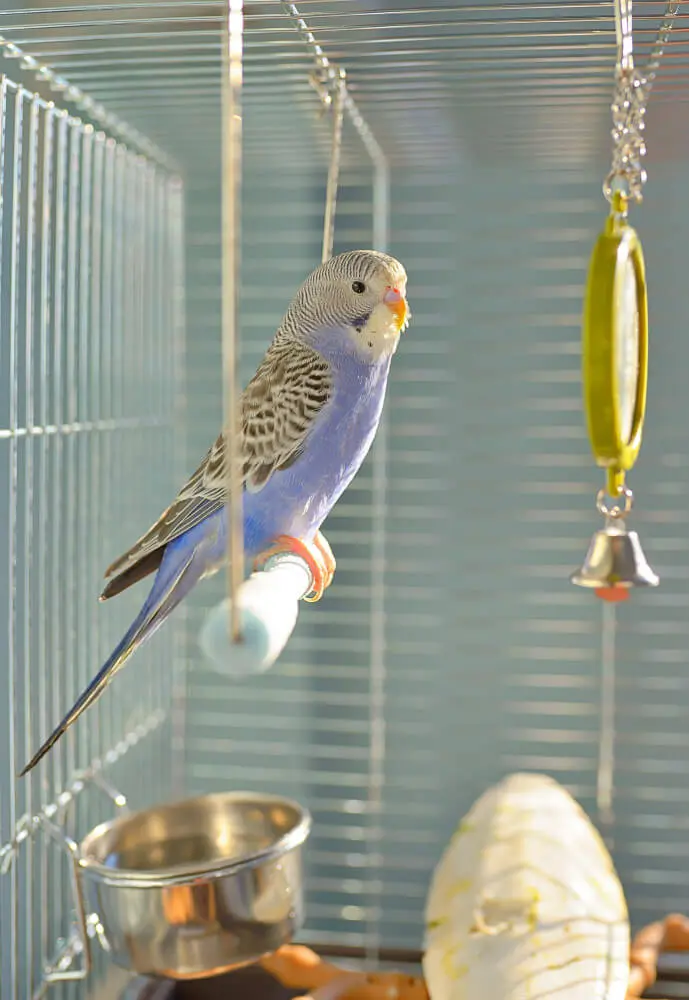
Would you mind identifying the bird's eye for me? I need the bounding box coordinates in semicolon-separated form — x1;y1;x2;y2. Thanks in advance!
351;280;366;294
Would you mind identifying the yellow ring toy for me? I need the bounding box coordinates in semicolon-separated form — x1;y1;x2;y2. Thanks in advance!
582;193;648;497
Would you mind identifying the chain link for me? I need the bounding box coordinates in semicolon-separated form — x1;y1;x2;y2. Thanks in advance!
596;485;634;520
604;64;648;205
604;1;681;207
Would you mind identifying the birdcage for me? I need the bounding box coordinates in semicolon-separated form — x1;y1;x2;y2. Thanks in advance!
2;1;689;999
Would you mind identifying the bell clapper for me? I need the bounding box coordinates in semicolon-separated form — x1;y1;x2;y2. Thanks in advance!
595;585;630;604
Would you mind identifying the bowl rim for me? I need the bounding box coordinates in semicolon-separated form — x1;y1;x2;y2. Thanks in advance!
77;790;312;888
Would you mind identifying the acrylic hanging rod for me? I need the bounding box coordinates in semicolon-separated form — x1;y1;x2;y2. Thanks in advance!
221;0;245;644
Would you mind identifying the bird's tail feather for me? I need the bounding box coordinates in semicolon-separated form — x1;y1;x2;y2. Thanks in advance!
20;540;201;777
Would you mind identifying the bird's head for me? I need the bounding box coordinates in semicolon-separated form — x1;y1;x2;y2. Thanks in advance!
282;249;410;363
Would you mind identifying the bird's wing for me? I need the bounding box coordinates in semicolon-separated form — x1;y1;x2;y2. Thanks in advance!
101;341;332;598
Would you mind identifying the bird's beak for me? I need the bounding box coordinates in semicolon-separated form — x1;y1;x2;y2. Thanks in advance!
384;286;410;332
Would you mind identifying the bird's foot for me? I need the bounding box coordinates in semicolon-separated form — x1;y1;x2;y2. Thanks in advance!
253;532;335;602
312;530;336;590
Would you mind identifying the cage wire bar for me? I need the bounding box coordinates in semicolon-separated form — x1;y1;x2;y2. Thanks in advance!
0;54;186;997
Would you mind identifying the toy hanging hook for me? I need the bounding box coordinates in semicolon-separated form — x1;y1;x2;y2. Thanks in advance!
321;68;345;263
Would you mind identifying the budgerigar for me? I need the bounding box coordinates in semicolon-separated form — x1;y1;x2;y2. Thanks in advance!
22;249;410;775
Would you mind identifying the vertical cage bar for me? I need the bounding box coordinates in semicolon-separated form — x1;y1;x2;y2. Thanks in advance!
49;110;67;795
77;125;93;781
119;147;133;753
169;177;187;799
145;159;158;781
23;91;39;996
0;76;9;999
147;160;164;785
153;167;165;789
136;155;152;735
89;132;104;774
130;152;144;778
64;119;81;781
99;137;116;761
36;100;54;983
49;110;68;961
8;81;24;1000
109;142;126;752
365;158;391;963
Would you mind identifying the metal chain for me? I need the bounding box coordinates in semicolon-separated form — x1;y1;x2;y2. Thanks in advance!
604;0;681;206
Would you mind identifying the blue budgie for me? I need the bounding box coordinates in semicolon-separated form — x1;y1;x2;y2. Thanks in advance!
22;249;409;775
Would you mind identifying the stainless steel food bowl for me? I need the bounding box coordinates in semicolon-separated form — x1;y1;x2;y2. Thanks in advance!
78;791;311;980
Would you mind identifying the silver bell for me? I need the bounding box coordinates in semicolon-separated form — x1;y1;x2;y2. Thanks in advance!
571;518;659;597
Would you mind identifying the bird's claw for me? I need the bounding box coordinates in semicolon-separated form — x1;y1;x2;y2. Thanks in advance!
312;530;336;591
253;531;336;602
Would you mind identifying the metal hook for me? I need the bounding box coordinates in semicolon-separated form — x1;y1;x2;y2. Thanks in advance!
322;69;345;264
0;768;128;991
36;773;127;987
36;814;92;985
81;769;129;812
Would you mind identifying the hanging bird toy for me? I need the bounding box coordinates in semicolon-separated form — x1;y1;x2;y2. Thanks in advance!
571;0;680;601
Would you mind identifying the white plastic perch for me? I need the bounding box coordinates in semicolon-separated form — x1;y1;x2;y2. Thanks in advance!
199;554;313;677
424;772;630;1000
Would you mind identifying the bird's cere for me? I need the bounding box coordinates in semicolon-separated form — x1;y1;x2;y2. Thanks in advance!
383;285;410;331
